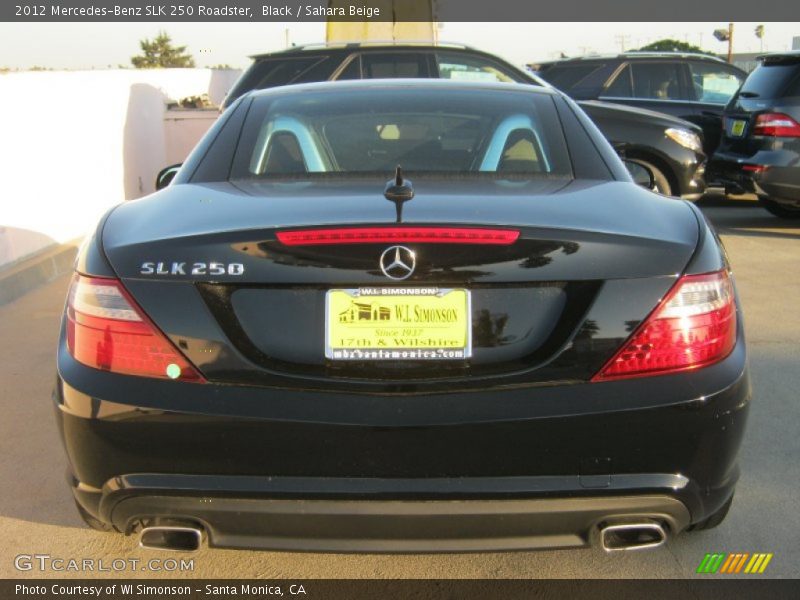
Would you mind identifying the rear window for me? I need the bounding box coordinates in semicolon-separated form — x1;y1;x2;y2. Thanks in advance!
787;74;800;97
230;88;573;180
738;61;800;99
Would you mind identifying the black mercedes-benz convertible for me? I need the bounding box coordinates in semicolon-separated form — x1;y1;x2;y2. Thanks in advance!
55;80;749;553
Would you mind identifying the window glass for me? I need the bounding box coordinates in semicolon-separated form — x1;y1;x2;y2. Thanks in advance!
785;73;800;97
739;62;800;99
498;130;546;173
231;88;573;179
262;132;306;174
361;53;429;78
291;56;334;84
225;57;327;103
688;62;743;104
630;63;687;100
435;51;519;83
249;57;327;89
335;56;361;80
540;64;605;91
604;65;633;97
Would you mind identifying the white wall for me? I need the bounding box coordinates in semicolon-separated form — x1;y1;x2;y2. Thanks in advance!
0;68;240;268
164;109;219;167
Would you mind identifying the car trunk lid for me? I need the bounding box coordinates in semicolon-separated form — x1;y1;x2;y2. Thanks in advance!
102;178;698;390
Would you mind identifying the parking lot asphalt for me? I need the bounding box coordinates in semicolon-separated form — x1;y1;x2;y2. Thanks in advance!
0;199;797;579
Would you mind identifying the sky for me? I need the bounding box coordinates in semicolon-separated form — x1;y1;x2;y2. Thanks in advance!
0;22;798;70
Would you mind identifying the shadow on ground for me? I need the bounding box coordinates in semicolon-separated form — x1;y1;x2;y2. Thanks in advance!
697;199;800;240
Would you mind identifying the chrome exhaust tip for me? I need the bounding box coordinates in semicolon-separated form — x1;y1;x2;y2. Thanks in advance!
139;525;205;552
600;522;667;552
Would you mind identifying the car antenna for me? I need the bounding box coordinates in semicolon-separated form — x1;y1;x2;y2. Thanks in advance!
384;165;414;223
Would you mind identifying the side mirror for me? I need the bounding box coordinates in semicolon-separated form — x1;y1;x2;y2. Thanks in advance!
155;163;182;191
623;160;655;190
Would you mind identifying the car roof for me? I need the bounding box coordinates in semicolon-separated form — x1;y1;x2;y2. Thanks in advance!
242;77;560;99
757;50;800;63
535;51;727;67
250;41;480;59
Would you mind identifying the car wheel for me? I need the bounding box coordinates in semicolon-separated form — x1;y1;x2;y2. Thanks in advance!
758;196;800;219
628;159;673;196
74;500;113;532
687;495;734;532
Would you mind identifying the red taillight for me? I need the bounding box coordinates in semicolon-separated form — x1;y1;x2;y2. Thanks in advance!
276;227;520;246
592;270;737;381
66;275;204;382
752;113;800;137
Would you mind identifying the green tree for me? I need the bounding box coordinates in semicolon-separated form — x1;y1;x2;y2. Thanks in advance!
131;31;195;69
636;39;715;55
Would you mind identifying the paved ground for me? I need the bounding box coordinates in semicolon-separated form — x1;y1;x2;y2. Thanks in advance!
0;199;798;579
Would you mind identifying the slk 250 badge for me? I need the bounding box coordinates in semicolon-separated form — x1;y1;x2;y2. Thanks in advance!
140;262;245;276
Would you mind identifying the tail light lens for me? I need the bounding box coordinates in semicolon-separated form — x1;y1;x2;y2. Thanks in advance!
752;113;800;137
66;275;204;382
592;270;737;381
276;227;520;246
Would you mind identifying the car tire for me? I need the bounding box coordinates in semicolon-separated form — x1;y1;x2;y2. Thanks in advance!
74;500;113;532
687;494;734;532
758;196;800;219
628;159;673;197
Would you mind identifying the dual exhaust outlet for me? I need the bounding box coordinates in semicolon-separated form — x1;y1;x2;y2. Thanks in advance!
137;520;667;553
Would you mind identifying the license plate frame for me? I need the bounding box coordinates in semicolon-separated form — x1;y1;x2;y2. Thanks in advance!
325;287;472;361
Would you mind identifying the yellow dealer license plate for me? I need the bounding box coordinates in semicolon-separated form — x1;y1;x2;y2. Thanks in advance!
326;287;471;361
731;119;747;137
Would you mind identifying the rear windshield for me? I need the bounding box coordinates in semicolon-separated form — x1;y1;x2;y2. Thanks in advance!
230;88;573;180
738;61;800;99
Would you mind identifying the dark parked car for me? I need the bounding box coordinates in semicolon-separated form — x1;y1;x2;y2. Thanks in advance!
56;80;749;553
709;51;800;219
576;100;705;198
533;52;746;154
222;43;707;199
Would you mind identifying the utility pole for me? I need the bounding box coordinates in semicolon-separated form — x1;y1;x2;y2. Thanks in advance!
614;34;631;53
713;23;735;63
727;22;734;63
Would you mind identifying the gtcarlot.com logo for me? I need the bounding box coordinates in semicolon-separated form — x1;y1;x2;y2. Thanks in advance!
697;552;774;574
14;554;194;572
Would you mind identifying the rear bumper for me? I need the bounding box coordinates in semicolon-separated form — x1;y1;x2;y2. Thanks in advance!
709;149;800;205
102;477;690;552
55;324;750;551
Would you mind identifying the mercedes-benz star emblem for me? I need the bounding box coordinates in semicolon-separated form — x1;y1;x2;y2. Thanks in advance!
379;246;416;280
